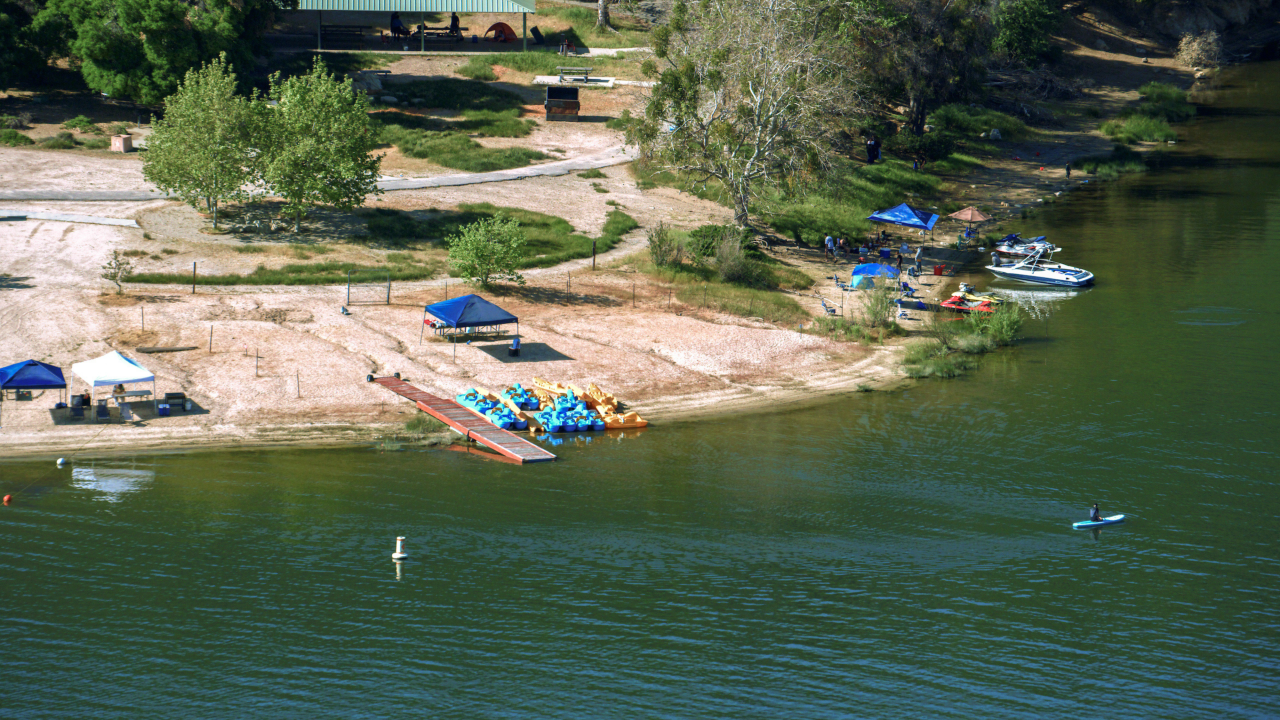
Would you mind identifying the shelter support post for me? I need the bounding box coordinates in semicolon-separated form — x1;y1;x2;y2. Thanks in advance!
420;308;427;343
318;10;322;50
421;12;425;52
523;13;527;52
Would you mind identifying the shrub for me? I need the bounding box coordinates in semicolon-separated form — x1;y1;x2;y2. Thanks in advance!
1177;31;1222;68
647;221;683;267
605;109;634;131
81;137;110;149
715;233;771;287
0;129;34;146
2;112;32;129
40;132;77;149
1074;145;1145;180
887;131;956;165
928;104;1030;141
577;168;606;179
106;122;131;135
1136;82;1195;123
1102;115;1176;144
62;115;103;134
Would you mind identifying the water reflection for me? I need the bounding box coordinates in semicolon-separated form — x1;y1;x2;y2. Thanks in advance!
69;465;154;502
989;285;1092;319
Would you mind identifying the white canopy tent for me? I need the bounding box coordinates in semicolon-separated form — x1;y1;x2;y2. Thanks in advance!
71;351;157;420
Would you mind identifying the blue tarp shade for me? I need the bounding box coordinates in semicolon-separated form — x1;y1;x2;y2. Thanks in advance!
851;264;900;278
867;203;939;231
426;294;518;328
0;360;67;389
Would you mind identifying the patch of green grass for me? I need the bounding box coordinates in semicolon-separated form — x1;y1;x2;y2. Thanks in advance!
379;126;546;171
160;247;180;255
265;52;390;82
533;3;652;48
577;168;606;179
674;281;809;324
592;183;609;193
931;152;984;174
127;259;444;286
405;412;447;435
363;204;638;269
928;104;1032;141
605;109;635;131
62;115;102;134
456;56;498;81
1102;114;1176;144
81;137;110;149
120;249;148;257
379;78;523;113
1075;144;1146;180
0;129;34;146
106;122;131;135
234;245;266;253
1136;81;1195;122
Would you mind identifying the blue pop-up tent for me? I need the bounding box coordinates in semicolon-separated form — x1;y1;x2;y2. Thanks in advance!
867;203;939;232
0;359;67;391
421;294;519;358
0;359;67;426
851;263;900;278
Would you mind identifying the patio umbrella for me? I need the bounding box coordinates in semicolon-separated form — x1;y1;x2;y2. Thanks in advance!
948;206;991;234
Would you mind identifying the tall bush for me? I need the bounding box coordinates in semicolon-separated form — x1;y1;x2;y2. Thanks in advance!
447;214;526;287
993;0;1059;65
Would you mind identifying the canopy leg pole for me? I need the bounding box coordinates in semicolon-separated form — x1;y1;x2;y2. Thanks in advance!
523;13;527;52
420;308;426;344
318;10;322;50
453;338;457;363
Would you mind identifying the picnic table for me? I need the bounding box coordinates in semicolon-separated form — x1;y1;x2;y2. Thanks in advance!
557;66;594;83
321;24;371;44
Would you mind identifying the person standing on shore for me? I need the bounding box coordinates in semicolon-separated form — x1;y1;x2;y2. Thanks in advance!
897;252;904;274
1066;162;1072;179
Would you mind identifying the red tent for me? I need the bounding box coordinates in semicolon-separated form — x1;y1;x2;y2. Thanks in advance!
485;22;516;42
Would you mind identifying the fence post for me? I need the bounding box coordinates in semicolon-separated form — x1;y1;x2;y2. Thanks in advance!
703;284;707;308
191;262;196;294
346;270;351;306
386;271;391;304
632;281;635;308
208;324;213;353
141;307;144;331
255;348;258;377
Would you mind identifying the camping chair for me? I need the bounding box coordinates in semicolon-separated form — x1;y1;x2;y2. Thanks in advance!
821;300;838;316
96;402;111;421
119;402;133;421
900;281;917;297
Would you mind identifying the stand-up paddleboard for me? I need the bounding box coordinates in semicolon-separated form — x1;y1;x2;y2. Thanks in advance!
1073;514;1125;529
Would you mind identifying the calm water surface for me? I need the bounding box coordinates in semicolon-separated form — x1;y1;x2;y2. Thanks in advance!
4;65;1280;718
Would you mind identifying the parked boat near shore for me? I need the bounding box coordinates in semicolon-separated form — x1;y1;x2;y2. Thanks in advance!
987;248;1094;287
994;233;1061;257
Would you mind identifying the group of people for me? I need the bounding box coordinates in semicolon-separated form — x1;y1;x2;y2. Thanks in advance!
819;230;924;274
389;12;460;39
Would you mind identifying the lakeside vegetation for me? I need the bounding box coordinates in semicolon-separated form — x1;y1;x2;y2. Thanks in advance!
902;303;1024;378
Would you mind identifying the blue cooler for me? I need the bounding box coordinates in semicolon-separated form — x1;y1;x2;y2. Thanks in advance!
158;403;171;417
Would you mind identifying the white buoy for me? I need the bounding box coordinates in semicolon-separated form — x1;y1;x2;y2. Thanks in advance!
391;536;407;560
57;458;66;467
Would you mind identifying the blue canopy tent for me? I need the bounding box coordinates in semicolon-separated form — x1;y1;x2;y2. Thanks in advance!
851;263;900;278
867;203;939;234
0;359;67;426
421;294;519;359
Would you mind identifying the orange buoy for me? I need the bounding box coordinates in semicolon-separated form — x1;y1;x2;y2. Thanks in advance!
3;495;10;505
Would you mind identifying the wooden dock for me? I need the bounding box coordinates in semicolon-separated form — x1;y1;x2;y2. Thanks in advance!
373;377;556;464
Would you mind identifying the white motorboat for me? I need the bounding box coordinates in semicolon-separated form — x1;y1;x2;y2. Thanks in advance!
987;248;1094;287
994;233;1061;257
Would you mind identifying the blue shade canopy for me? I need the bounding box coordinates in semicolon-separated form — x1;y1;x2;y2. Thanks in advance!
0;359;67;389
851;264;900;278
426;294;518;328
867;203;939;231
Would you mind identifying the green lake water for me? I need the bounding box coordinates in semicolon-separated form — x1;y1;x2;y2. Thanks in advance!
4;64;1280;718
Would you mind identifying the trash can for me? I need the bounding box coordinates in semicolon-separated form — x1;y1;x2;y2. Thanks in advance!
157;403;170;417
509;337;521;357
545;86;580;122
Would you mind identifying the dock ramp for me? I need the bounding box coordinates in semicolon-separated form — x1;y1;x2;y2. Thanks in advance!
373;377;556;464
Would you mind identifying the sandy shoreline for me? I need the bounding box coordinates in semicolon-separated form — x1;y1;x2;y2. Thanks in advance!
0;17;1206;462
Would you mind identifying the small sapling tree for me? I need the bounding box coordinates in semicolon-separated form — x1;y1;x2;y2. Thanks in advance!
447;214;527;288
101;250;134;294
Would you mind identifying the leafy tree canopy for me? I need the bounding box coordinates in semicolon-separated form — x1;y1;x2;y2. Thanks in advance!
447;214;527;288
993;0;1060;65
34;0;291;103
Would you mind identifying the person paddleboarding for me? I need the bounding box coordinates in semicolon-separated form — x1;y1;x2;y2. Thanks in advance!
1090;503;1103;522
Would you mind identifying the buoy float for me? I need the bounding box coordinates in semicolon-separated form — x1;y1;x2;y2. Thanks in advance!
57;458;66;467
392;536;407;560
3;495;10;505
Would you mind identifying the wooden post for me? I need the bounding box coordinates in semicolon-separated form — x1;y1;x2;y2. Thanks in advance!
632;281;635;307
385;271;390;305
592;239;596;270
255;349;258;377
296;370;300;398
208;324;213;352
317;9;322;50
419;308;426;343
346;269;351;306
141;307;144;330
567;271;570;295
703;284;707;307
192;262;196;294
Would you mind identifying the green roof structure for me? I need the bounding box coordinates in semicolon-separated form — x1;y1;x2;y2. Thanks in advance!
299;0;535;11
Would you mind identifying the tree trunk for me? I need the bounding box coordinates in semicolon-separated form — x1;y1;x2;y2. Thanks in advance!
907;92;928;136
212;199;219;229
596;0;610;29
732;184;751;228
293;208;302;232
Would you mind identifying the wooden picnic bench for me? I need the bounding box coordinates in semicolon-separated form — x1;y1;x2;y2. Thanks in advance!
557;66;593;83
321;24;371;42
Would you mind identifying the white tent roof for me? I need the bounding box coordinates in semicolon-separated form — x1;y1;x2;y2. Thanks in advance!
72;351;154;387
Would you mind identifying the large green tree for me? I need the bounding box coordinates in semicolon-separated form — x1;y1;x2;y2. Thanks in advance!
260;59;382;232
0;0;44;86
34;0;289;104
850;0;993;135
142;54;256;228
634;0;866;227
